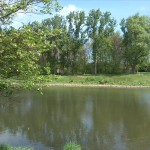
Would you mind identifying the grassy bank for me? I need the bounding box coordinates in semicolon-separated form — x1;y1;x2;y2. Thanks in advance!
0;143;81;150
1;73;150;90
38;73;150;87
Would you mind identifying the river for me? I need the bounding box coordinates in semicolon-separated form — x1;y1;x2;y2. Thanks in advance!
0;87;150;150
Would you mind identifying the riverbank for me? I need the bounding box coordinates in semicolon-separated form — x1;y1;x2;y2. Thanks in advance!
0;142;81;150
26;73;150;88
1;73;150;90
44;83;150;88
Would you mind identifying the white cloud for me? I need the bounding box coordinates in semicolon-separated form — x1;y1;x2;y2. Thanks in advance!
11;5;38;28
10;4;83;28
11;12;34;28
58;4;82;16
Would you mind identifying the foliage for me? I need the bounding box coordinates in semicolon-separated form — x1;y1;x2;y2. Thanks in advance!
1;6;150;95
0;0;60;95
86;9;116;74
138;61;150;72
0;79;14;97
0;0;60;25
120;14;150;73
2;73;150;87
63;142;81;150
0;26;44;78
66;11;87;74
108;32;124;73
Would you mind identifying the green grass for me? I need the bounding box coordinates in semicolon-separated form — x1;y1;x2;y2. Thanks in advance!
0;145;33;150
1;73;150;89
63;142;81;150
0;143;81;150
31;73;150;86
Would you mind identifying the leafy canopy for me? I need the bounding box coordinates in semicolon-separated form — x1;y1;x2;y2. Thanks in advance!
0;0;60;25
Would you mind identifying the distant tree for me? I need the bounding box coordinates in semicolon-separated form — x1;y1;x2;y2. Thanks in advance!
120;14;150;73
109;32;124;73
42;15;66;30
86;9;116;74
41;16;68;74
66;11;87;74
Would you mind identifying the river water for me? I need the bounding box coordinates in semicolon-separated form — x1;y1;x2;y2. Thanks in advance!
0;87;150;150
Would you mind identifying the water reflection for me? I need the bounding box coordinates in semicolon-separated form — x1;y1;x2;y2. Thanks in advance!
0;87;150;150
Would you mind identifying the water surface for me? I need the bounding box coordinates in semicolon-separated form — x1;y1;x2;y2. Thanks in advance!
0;87;150;150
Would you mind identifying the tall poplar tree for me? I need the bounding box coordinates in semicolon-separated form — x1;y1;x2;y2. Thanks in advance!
86;9;116;74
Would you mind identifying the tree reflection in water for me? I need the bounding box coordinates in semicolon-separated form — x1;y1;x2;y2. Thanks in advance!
0;87;150;150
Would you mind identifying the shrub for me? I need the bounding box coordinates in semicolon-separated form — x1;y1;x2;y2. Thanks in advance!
85;77;95;82
63;142;81;150
99;79;109;84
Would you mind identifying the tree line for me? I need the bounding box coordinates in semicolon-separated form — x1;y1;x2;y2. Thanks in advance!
1;9;150;78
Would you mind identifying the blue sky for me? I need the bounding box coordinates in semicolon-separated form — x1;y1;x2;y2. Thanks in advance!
12;0;150;31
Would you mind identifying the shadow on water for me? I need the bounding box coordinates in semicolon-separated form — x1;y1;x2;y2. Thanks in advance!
0;87;150;150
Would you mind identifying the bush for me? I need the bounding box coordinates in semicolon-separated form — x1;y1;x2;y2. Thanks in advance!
138;62;150;72
40;63;51;75
63;142;81;150
85;77;95;82
99;79;109;84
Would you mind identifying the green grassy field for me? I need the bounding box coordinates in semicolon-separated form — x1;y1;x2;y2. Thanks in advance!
30;73;150;86
1;73;150;90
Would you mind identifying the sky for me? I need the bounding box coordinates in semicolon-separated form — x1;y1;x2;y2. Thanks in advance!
11;0;150;31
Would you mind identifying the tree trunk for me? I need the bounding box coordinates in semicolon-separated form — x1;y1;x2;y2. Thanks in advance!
131;65;136;74
93;43;97;75
94;60;97;75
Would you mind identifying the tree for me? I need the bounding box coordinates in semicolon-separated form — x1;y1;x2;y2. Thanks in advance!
120;14;150;73
86;9;116;74
109;32;124;73
66;11;87;74
41;16;68;74
0;0;60;25
42;15;66;30
0;0;60;95
0;25;51;78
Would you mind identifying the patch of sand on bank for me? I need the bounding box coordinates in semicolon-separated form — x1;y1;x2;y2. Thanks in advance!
44;84;150;88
